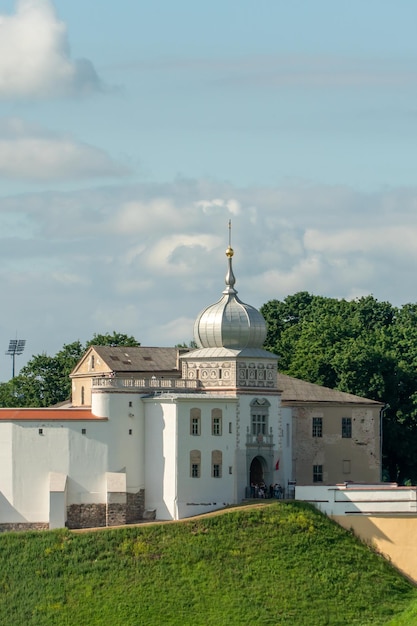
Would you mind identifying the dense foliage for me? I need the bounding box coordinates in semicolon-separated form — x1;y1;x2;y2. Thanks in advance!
261;292;417;484
0;502;414;625
0;332;140;409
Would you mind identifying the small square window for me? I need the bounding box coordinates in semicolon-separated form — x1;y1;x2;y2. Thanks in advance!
81;428;86;435
38;428;43;436
129;401;133;408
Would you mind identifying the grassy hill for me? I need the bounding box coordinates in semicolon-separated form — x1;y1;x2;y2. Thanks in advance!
0;501;416;625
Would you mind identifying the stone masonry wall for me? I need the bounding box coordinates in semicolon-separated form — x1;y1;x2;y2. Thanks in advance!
67;503;106;529
126;490;145;523
0;523;49;532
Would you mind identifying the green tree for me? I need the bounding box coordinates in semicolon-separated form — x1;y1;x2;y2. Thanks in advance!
0;333;140;408
261;292;417;483
86;332;140;348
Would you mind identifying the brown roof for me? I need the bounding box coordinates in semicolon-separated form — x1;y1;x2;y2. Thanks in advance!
73;346;185;375
278;373;382;406
0;408;106;421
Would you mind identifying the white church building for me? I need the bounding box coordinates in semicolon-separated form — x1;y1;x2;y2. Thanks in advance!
0;245;382;530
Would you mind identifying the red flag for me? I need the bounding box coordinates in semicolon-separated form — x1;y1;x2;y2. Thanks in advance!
275;459;280;470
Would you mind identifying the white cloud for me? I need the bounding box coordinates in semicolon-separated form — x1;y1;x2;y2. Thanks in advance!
0;118;128;180
195;197;241;216
0;0;101;98
2;178;417;376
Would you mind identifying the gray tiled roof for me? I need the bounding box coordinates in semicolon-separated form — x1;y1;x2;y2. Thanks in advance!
278;372;382;406
183;347;278;359
91;346;184;374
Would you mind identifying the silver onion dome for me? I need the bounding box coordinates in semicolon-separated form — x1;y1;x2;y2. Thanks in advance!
193;245;267;350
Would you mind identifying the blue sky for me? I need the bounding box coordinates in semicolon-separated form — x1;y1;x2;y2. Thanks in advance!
1;0;417;378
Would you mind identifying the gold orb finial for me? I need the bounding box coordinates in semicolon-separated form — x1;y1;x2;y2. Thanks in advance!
226;246;234;258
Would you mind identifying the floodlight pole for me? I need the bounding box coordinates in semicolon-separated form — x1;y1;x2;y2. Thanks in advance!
6;339;26;379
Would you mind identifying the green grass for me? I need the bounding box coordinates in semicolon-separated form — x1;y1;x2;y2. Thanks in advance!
0;502;415;625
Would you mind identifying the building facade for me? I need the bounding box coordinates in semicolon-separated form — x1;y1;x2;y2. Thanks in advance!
0;245;382;530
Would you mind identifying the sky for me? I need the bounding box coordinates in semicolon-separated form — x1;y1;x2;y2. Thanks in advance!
1;0;417;379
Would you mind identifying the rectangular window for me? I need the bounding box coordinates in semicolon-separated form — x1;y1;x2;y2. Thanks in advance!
229;466;233;475
82;428;86;435
212;450;222;478
191;463;200;478
312;417;322;438
342;417;352;438
190;409;201;435
252;413;267;436
313;465;323;483
191;417;200;435
212;417;222;436
229;422;232;434
343;459;351;474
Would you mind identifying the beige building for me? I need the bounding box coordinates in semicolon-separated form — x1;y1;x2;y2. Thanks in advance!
280;374;382;485
71;345;187;407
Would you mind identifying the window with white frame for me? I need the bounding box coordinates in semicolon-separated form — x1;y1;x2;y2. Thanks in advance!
250;399;270;437
190;408;201;436
212;450;222;477
190;450;201;477
212;408;222;435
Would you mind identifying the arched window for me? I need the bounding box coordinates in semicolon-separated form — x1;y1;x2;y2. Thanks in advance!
81;386;85;406
90;354;95;370
250;398;270;436
190;408;201;436
190;450;201;477
212;450;222;478
211;408;222;436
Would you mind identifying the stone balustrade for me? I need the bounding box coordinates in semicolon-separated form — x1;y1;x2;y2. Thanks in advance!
92;376;200;391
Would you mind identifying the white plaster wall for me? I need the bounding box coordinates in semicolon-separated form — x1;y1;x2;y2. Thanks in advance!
175;397;237;519
296;485;417;516
10;421;109;521
144;398;178;519
92;391;146;492
0;423;13;502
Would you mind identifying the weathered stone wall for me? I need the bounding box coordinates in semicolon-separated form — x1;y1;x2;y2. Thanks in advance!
66;503;106;529
0;522;48;533
106;501;126;527
66;491;145;529
126;490;145;523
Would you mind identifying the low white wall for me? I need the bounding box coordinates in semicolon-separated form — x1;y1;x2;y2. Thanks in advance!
295;483;417;516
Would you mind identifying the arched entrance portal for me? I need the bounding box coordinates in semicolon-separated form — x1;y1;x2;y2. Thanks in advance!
250;456;266;487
